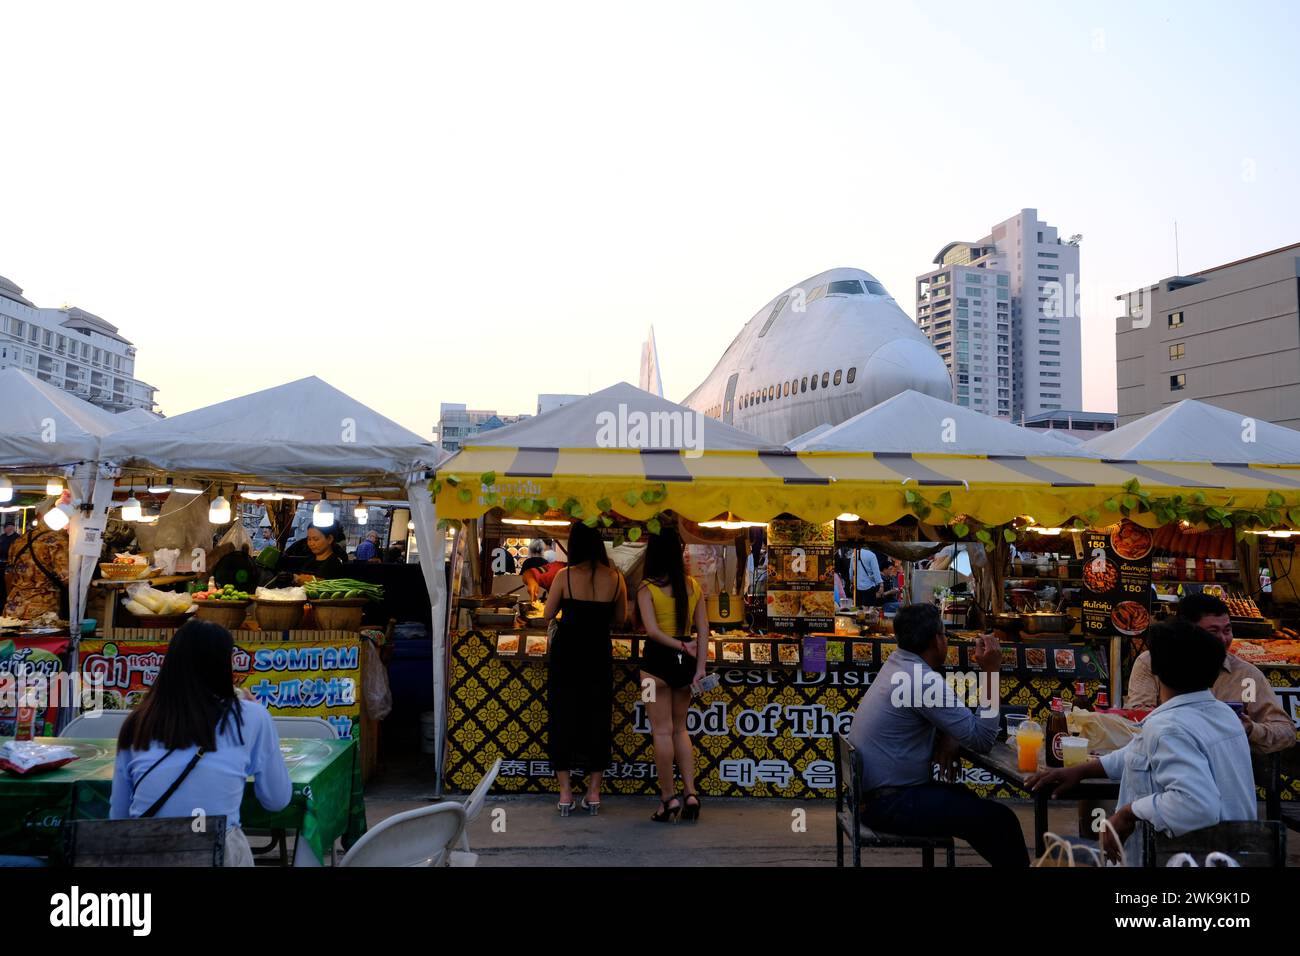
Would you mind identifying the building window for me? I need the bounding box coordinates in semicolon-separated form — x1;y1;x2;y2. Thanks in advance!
1169;343;1185;360
846;367;856;384
1171;373;1186;391
833;369;842;386
1168;311;1184;328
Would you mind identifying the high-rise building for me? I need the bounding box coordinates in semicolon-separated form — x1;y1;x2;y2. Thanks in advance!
0;272;157;411
1115;242;1300;428
917;209;1082;420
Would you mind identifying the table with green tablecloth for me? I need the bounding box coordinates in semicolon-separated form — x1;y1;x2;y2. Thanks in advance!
0;737;366;864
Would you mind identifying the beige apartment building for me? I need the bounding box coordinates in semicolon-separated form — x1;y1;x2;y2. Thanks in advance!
1115;242;1300;428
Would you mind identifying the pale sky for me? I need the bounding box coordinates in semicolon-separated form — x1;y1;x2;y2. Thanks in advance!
3;1;1297;436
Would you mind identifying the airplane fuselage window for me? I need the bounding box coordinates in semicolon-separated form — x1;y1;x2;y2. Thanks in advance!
821;372;830;388
833;369;842;386
801;376;808;393
827;279;864;295
783;382;789;397
847;367;857;384
810;374;818;391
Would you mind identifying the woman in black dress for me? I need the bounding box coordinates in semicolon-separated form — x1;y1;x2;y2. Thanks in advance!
637;527;711;823
542;521;626;816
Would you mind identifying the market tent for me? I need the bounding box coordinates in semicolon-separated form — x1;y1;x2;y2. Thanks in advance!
465;381;777;452
101;376;449;785
1041;429;1085;446
114;407;163;427
787;390;1092;457
436;382;1300;529
0;367;123;466
1083;399;1300;464
100;376;438;482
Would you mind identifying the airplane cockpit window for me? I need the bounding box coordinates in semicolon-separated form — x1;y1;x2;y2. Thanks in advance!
757;294;790;338
826;279;864;296
864;280;888;296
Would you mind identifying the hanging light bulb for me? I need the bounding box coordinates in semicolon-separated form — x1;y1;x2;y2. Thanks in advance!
312;493;335;528
45;477;64;496
43;503;71;531
407;520;415;531
0;475;12;504
354;502;368;525
209;486;232;524
121;494;143;522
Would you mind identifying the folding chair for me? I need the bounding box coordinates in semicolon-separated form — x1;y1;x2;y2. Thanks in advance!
835;735;955;868
64;816;228;867
1140;820;1286;868
338;803;468;867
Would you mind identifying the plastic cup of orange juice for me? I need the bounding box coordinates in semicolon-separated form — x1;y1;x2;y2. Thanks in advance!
1016;720;1044;773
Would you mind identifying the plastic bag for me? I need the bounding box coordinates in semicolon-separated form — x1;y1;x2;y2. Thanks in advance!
219;521;253;553
125;583;195;616
361;639;392;720
1066;710;1141;754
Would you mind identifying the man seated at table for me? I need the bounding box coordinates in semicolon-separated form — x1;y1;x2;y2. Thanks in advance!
1032;619;1257;864
1126;593;1294;754
847;603;1029;867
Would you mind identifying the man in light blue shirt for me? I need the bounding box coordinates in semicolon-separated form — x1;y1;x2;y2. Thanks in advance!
1030;619;1256;864
854;548;883;604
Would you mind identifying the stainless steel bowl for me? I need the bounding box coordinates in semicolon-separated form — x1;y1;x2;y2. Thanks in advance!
1019;613;1072;634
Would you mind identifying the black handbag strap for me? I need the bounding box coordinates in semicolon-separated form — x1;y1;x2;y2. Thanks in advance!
135;748;207;818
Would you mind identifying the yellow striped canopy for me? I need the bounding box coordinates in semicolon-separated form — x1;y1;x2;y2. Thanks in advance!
433;445;1300;528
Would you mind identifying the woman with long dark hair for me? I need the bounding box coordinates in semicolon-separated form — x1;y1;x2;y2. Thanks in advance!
109;619;292;865
542;521;626;816
637;527;710;823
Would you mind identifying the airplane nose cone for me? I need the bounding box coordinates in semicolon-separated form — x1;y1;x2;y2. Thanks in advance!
861;338;952;408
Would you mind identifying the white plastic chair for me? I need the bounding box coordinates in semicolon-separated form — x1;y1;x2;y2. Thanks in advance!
272;717;339;739
457;758;502;852
59;710;131;739
338;802;468;867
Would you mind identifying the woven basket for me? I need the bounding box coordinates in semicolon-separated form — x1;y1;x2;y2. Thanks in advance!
194;600;251;629
309;599;366;631
100;563;152;581
254;600;305;630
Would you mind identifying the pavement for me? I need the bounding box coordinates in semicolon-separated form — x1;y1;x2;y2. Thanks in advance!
356;749;1300;867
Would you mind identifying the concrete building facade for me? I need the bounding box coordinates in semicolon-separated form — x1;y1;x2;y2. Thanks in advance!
917;208;1083;420
0;273;157;411
1115;242;1300;428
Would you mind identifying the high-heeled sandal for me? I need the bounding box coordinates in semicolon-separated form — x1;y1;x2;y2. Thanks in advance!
557;800;575;818
650;795;682;823
681;793;701;823
581;797;601;816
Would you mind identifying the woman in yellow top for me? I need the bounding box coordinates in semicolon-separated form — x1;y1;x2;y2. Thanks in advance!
637;527;710;823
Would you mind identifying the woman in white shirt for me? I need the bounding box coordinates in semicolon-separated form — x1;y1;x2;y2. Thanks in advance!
110;620;292;866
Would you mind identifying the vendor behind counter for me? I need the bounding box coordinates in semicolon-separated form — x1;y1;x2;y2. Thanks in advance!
275;525;348;582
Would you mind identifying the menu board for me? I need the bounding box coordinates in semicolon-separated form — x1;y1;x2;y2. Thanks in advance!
1080;520;1153;639
765;519;836;631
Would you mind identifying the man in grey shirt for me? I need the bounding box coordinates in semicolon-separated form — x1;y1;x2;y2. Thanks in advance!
848;603;1029;866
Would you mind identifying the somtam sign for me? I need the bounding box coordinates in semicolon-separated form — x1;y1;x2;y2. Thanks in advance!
80;636;362;739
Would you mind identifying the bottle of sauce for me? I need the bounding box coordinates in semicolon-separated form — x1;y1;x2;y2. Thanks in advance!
1072;680;1090;711
1045;697;1069;768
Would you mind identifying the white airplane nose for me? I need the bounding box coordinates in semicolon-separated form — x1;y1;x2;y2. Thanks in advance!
861;338;953;407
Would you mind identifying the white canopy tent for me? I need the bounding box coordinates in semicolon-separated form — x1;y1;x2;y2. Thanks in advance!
0;368;128;637
1083;399;1300;464
100;377;449;784
787;389;1093;457
465;381;777;451
114;407;163;428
